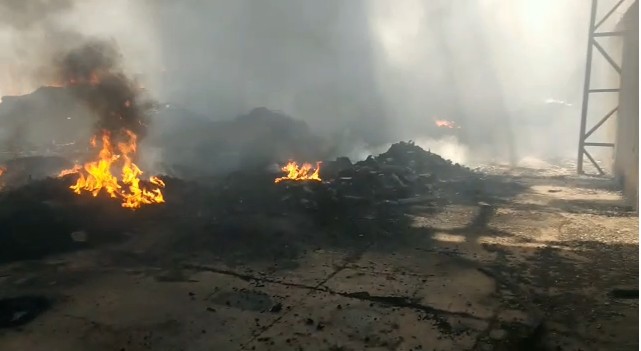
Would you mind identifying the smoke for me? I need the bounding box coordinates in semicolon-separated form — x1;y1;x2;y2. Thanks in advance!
0;1;81;94
0;0;159;97
140;0;600;164
0;0;74;29
345;136;469;165
56;40;152;140
0;0;631;169
0;0;158;151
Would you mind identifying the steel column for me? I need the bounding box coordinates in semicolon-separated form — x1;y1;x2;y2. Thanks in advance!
578;0;627;175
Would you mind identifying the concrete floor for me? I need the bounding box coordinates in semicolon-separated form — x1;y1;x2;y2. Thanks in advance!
0;167;637;351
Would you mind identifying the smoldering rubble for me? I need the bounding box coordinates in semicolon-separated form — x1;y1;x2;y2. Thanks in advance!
0;121;515;260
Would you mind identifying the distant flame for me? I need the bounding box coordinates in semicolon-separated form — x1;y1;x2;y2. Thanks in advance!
435;119;458;129
0;166;5;190
275;161;322;183
59;130;165;209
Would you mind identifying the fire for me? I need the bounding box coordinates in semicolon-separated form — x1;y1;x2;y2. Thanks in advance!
0;166;5;190
275;161;322;183
60;130;165;209
435;119;458;129
58;165;81;177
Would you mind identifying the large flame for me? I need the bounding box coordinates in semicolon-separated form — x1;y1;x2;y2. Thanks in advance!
60;130;165;209
274;161;322;183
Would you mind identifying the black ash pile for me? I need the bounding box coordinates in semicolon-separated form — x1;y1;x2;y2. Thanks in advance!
321;141;473;202
150;107;329;177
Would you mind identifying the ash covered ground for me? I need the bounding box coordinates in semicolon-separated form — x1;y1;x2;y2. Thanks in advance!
0;94;638;350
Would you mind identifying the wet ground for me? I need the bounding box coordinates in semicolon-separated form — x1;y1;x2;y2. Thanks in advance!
0;165;637;351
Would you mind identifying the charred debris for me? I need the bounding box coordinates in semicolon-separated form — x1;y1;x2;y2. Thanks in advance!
0;90;522;263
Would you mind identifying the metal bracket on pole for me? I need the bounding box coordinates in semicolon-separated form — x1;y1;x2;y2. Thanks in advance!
577;0;627;175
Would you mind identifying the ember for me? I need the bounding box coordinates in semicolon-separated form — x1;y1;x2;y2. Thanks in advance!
60;130;165;209
274;161;322;183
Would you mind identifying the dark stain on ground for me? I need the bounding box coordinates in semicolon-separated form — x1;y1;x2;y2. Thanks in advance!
209;289;275;312
0;295;51;328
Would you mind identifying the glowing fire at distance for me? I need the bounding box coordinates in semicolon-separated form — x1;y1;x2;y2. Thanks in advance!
0;166;5;190
59;130;165;209
275;161;322;183
435;119;458;129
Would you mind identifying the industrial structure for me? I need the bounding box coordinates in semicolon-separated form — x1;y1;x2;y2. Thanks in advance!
578;0;638;207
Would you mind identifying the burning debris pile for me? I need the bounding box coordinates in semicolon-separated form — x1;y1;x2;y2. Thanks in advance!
272;141;473;208
0;37;496;262
274;161;322;183
0;132;508;265
51;40;165;209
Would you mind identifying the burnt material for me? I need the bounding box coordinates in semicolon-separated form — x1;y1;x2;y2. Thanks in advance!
609;288;639;299
0;177;133;263
319;141;473;202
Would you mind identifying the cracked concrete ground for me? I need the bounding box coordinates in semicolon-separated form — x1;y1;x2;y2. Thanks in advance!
0;167;637;351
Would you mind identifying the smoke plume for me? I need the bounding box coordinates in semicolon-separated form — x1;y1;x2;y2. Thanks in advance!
56;40;152;140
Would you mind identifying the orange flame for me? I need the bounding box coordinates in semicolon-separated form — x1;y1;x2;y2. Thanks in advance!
60;130;165;209
58;165;81;177
275;161;322;183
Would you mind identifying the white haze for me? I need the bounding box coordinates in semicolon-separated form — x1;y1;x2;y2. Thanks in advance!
0;0;631;167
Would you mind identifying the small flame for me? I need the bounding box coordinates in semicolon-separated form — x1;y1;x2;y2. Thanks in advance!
58;165;81;177
275;161;322;183
59;130;165;209
435;119;458;129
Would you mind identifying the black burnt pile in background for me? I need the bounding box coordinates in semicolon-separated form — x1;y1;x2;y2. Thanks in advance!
321;141;473;202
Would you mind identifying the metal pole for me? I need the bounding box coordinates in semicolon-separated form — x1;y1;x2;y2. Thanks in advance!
578;0;599;174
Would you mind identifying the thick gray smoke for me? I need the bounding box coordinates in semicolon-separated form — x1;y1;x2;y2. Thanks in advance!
0;0;159;95
142;0;600;165
0;0;79;91
57;40;153;141
0;0;74;29
0;0;631;169
0;0;158;156
145;0;389;146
